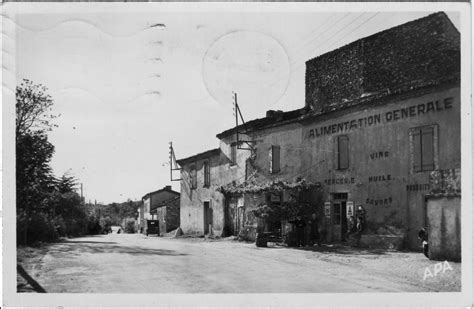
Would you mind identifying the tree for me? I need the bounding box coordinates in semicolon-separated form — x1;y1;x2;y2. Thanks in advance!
55;173;78;194
16;79;58;244
16;131;56;244
16;79;58;137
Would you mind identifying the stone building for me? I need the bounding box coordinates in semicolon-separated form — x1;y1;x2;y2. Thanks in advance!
177;12;460;250
151;195;181;235
176;148;235;236
138;186;180;235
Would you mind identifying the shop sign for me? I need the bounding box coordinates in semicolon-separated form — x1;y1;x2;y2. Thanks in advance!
324;202;331;218
306;97;454;139
270;194;281;202
346;201;354;217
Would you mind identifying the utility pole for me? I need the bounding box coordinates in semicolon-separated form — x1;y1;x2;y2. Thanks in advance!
234;92;238;146
80;183;84;206
232;91;254;151
169;142;182;181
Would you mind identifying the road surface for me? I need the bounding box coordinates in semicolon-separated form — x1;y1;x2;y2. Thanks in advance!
17;234;460;293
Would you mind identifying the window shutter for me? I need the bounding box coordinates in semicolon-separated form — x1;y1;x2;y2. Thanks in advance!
204;161;210;187
272;145;281;173
191;166;197;189
269;146;273;173
421;127;434;171
338;136;349;169
412;129;422;172
231;145;237;165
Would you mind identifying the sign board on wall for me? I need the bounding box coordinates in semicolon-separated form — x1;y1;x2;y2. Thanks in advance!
324;202;331;218
270;194;281;203
347;201;354;217
237;197;244;208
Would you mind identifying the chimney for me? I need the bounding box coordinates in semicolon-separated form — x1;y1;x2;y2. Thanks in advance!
165;185;172;191
266;110;283;119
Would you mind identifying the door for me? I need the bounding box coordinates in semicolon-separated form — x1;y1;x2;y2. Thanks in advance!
332;202;342;241
340;201;347;240
236;206;244;235
332;193;348;241
407;193;426;250
204;201;210;234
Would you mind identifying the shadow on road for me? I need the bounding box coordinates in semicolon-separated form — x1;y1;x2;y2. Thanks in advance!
47;240;188;258
296;244;388;256
260;243;388;256
62;241;118;245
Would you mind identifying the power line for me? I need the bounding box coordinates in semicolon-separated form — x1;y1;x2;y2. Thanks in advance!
324;13;380;53
259;13;353;89
264;13;382;106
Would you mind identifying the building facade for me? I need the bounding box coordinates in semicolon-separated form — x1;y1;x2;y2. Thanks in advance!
177;149;229;236
151;196;181;235
176;12;460;250
139;186;180;234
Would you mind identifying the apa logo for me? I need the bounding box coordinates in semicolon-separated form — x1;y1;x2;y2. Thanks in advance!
423;260;453;281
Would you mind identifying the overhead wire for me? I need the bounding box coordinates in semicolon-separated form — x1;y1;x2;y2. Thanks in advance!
264;13;382;108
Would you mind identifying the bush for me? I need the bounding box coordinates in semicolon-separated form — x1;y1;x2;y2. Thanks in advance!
26;212;58;243
53;215;66;237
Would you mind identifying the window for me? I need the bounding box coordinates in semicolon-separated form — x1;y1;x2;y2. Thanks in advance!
203;160;210;187
336;135;349;170
269;145;281;174
190;165;197;189
410;126;436;172
230;144;237;165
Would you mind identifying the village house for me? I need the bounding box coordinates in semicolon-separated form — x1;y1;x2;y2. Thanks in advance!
138;186;180;235
150;195;181;235
176;148;240;236
177;12;460;251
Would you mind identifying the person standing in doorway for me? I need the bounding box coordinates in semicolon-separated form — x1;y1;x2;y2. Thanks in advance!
309;213;321;246
293;215;306;247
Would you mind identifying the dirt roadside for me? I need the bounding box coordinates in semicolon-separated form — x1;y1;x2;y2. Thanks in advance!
16;234;461;293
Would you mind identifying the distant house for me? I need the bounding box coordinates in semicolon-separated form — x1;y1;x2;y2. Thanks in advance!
138;186;180;235
151;196;181;235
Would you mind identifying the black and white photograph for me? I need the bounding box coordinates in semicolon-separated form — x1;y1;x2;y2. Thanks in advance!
2;2;472;307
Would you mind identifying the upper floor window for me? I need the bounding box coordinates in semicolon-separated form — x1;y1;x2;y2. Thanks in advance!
190;164;197;189
203;160;210;187
410;125;437;172
230;144;237;166
336;135;349;170
269;145;281;174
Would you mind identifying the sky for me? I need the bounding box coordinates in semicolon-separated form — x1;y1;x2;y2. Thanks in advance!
12;8;460;204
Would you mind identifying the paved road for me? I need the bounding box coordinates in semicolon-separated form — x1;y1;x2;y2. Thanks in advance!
21;234;460;293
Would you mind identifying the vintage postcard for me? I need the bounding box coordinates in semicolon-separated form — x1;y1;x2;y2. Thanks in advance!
2;1;472;307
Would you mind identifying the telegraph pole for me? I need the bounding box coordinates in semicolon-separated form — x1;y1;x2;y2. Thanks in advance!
80;183;84;206
234;92;238;146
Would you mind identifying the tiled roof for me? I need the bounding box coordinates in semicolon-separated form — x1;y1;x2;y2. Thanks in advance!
216;108;306;139
141;186;179;201
176;148;221;166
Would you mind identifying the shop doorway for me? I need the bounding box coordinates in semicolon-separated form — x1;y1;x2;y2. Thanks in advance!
332;193;348;241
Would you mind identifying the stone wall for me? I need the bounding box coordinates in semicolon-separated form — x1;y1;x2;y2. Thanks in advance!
426;195;461;261
305;13;460;114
